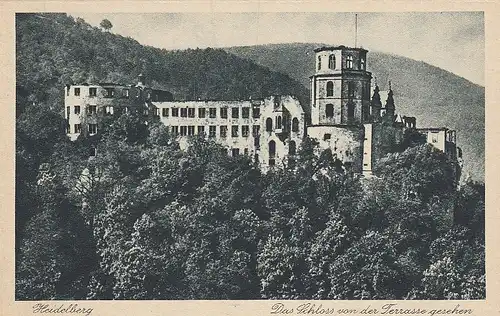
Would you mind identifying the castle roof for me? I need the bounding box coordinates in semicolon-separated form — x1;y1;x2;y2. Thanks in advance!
314;45;368;53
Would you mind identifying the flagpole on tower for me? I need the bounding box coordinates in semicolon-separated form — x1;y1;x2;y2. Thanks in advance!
355;13;358;48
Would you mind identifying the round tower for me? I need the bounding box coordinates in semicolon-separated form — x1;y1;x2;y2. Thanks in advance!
310;46;372;126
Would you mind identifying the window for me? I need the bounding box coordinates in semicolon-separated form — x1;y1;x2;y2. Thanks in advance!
252;125;260;136
266;118;273;132
209;126;216;138
209;108;216;118
66;106;70;119
348;82;355;98
74;106;81;115
252;106;260;118
89;87;97;97
188;108;195;118
105;88;114;98
242;125;250;137
232;107;239;119
66;88;70;96
254;153;259;164
123;89;130;98
88;105;97;114
198;108;206;118
347;102;355;120
162;108;169;117
180;126;187;136
289;141;296;155
143;108;148;116
326;104;334;118
90;147;96;157
269;140;276;157
171;126;179;135
360;58;365;70
254;135;260;147
154;108;160;116
242;107;250;118
326;81;334;97
74;88;80;96
181;108;188;117
329;54;336;69
317;56;322;70
88;123;97;135
324;133;331;141
244;148;249;156
231;148;240;157
172;108;179;117
198;126;205;135
105;106;114;115
188;126;195;136
66;124;71;134
74;124;81;133
431;133;438;143
220;126;227;138
221;108;228;119
292;118;299;132
232;125;239;137
346;55;353;69
269;140;276;166
276;116;282;129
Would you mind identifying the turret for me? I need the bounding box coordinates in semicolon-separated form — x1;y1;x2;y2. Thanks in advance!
309;45;372;126
370;84;382;119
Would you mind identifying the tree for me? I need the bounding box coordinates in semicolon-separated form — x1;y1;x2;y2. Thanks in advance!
100;19;113;32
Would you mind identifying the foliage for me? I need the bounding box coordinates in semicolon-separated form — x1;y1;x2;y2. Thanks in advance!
100;19;112;31
15;14;484;301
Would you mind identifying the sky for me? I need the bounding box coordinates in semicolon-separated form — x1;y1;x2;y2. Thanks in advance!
67;12;484;86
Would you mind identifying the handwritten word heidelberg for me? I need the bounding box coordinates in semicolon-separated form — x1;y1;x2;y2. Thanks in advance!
270;303;474;316
33;303;93;316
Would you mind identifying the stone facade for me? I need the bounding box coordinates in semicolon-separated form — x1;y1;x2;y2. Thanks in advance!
63;45;461;176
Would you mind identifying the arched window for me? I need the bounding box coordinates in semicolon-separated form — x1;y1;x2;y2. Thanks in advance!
360;58;365;70
326;81;334;97
346;55;353;69
328;54;336;69
269;140;276;167
266;118;273;132
289;141;296;155
317;56;322;70
277;116;282;129
347;102;355;121
326;104;334;118
269;140;276;157
292;118;299;132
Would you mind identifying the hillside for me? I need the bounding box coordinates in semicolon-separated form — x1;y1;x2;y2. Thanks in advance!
16;14;309;115
226;43;485;180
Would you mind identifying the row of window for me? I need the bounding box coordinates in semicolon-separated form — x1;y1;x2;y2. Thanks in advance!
324;81;365;98
161;106;260;119
68;123;97;134
318;54;365;71
69;87;130;98
325;103;355;119
170;125;261;138
265;117;301;133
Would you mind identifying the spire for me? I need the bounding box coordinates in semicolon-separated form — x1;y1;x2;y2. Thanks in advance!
385;80;395;118
386;81;395;110
370;84;382;120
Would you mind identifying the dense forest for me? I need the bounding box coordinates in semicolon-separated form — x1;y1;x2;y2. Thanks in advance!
15;13;485;300
16;109;485;300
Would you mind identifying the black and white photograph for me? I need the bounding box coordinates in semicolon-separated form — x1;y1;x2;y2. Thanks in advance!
13;9;486;304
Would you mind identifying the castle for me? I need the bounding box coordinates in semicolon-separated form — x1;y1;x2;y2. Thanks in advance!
64;45;462;176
